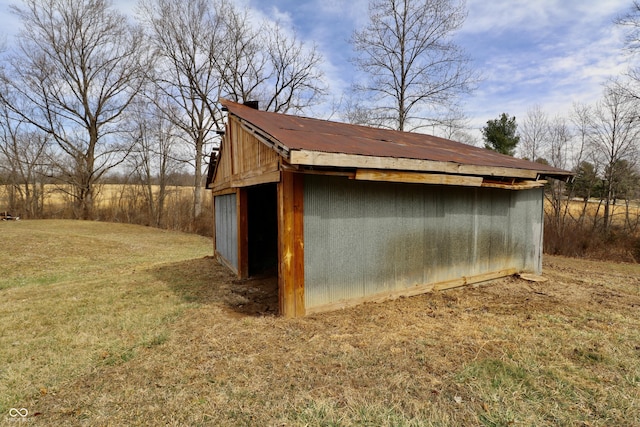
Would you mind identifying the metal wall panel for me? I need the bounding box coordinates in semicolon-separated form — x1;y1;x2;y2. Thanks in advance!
214;193;238;271
303;175;543;309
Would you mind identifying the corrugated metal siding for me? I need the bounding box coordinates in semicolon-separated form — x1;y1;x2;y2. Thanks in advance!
215;194;238;271
303;175;543;309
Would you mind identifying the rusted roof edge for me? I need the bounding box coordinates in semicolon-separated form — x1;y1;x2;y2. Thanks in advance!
220;99;574;182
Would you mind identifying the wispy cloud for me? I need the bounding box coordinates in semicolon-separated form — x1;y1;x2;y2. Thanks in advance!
247;0;369;109
0;0;634;139
249;0;634;133
460;0;631;134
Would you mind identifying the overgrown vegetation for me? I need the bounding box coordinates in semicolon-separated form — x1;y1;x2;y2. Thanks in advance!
544;197;640;262
0;183;213;236
1;220;639;425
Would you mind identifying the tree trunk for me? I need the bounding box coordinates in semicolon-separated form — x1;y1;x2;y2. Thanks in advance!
193;131;204;221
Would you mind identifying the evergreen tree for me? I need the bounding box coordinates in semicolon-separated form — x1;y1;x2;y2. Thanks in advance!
482;113;520;156
571;161;599;201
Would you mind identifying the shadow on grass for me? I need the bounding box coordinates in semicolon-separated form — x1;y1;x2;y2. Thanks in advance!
152;256;278;317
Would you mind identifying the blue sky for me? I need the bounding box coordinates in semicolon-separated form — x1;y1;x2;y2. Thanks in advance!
246;0;633;140
0;0;634;142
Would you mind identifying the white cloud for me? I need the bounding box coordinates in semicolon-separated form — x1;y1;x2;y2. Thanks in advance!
463;0;629;36
1;0;635;139
314;0;370;27
245;0;368;112
460;0;632;134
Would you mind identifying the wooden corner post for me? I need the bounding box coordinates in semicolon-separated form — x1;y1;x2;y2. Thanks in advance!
278;171;305;317
237;188;249;279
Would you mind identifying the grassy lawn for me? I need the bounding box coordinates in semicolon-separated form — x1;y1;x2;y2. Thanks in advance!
1;220;640;426
0;220;212;419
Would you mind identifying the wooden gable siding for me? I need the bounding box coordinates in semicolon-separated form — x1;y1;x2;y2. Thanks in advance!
211;115;281;194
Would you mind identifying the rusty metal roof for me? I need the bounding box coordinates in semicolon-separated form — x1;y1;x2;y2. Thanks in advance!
221;100;573;180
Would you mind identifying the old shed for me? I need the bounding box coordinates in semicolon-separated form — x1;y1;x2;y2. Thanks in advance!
207;100;572;317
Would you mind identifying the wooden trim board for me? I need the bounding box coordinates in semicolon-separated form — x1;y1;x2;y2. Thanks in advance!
481;179;545;190
231;170;281;188
237;189;249;279
215;251;239;276
355;169;484;187
290;150;540;179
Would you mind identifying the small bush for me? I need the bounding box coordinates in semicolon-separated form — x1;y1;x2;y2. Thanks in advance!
544;222;598;258
193;212;213;237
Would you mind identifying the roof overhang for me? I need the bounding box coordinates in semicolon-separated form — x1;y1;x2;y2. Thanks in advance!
288;149;547;180
219;99;574;184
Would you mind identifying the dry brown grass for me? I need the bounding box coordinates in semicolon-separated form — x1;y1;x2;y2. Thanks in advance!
0;220;212;421
0;184;199;208
2;220;640;426
561;198;640;225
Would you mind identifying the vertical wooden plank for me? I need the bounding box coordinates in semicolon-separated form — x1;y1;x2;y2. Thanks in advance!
278;171;295;317
293;173;305;316
278;171;305;317
237;188;249;279
212;195;217;255
230;118;238;175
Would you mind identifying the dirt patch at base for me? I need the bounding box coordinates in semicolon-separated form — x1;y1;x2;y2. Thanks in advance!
227;275;279;316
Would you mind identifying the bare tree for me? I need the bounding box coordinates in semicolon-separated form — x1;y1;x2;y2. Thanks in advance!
127;90;182;227
546;116;571;170
261;23;326;114
431;106;475;144
570;103;594;170
216;5;325;113
589;82;640;232
141;0;326;221
543;115;572;233
0;98;51;218
351;0;477;131
216;2;267;106
0;0;149;219
568;102;602;227
615;4;640;146
342;96;380;126
617;1;640;53
520;105;549;161
139;0;224;221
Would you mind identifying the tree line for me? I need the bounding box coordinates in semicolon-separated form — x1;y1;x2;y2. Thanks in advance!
480;92;640;260
0;0;329;227
472;2;640;261
0;0;478;229
480;81;640;233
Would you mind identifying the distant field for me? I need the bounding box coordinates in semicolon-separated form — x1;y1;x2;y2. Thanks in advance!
546;197;640;225
0;183;210;210
1;220;640;425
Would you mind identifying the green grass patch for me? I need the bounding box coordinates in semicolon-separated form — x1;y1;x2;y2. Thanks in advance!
0;220;211;415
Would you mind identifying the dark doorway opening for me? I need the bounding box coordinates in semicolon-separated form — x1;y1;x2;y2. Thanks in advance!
247;183;278;277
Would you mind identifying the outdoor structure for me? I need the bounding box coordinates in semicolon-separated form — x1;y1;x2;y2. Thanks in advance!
207;100;573;317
